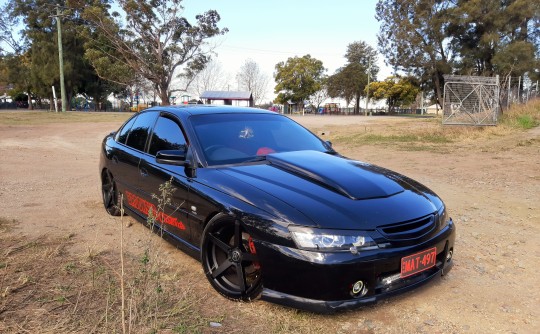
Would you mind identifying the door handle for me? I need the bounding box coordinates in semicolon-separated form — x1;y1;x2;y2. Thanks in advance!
140;168;148;177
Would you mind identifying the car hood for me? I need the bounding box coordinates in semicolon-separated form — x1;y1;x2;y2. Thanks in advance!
200;150;442;230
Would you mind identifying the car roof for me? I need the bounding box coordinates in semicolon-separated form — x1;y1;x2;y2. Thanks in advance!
143;105;275;117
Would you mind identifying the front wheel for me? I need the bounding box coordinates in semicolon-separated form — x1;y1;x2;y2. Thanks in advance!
201;215;262;301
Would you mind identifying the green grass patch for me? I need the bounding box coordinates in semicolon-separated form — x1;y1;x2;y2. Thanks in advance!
500;100;540;130
363;134;418;143
0;111;132;125
335;132;452;146
516;115;538;129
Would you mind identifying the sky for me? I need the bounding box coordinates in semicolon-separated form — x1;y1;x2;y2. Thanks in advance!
0;0;391;103
181;0;392;101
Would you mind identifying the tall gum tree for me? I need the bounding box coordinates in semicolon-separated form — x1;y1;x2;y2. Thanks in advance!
376;0;454;107
82;0;227;105
446;0;539;79
327;41;378;114
10;0;119;109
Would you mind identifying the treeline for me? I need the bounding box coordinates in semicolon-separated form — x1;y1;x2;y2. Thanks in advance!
268;0;539;114
376;0;539;106
0;1;538;112
0;0;226;110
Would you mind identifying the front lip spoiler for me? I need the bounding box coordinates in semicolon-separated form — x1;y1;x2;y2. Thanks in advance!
260;259;453;314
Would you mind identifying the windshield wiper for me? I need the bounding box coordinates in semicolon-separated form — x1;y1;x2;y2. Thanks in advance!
243;155;268;163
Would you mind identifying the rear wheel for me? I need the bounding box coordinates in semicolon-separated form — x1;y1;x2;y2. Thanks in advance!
101;170;120;216
201;215;262;301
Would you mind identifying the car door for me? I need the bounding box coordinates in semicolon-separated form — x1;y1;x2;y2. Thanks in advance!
106;115;138;196
115;111;159;214
137;113;193;246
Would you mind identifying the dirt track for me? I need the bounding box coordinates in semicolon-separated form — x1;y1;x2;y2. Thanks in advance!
0;112;539;333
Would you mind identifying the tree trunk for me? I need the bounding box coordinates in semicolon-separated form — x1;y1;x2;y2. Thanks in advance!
27;89;33;110
159;89;170;106
433;73;443;115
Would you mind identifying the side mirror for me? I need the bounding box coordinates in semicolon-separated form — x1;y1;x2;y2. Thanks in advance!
156;149;187;166
325;140;333;148
156;148;198;178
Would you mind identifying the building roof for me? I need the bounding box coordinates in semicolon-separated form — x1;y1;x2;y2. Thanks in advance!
200;91;253;100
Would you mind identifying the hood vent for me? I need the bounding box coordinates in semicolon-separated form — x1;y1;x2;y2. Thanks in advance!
266;151;404;200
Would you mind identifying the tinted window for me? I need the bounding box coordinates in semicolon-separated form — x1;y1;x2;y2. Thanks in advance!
148;116;187;156
116;116;137;144
125;111;158;151
191;113;328;165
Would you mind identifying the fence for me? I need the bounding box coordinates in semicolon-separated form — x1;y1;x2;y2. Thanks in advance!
443;74;539;126
500;75;539;111
443;75;500;126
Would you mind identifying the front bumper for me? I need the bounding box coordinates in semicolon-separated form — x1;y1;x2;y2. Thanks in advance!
255;220;455;313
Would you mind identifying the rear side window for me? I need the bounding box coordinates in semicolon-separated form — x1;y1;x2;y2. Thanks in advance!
116;116;137;144
125;111;158;151
148;116;187;156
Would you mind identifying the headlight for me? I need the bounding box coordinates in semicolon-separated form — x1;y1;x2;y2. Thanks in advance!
289;226;378;252
438;205;449;230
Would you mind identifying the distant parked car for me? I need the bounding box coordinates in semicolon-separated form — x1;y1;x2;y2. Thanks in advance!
99;105;455;313
130;103;148;112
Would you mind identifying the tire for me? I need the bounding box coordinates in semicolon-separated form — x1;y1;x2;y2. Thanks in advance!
101;170;121;216
201;215;262;301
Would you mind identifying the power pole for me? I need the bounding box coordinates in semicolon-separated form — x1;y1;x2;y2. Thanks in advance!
365;57;371;116
54;6;67;112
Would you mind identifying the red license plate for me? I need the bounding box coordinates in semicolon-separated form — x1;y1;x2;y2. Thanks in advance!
400;247;437;278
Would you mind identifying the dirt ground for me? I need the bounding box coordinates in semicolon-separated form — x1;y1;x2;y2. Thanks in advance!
0;111;539;333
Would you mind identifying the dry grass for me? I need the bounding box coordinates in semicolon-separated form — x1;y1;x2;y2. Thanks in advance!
0;219;221;333
323;99;540;152
0;111;132;125
499;99;540;129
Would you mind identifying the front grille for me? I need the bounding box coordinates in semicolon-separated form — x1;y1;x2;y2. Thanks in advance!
377;215;436;241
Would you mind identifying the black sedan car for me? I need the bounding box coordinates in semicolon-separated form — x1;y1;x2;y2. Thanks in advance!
100;105;455;313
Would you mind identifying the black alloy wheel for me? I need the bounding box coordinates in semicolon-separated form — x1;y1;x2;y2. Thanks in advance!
201;216;262;301
101;170;121;216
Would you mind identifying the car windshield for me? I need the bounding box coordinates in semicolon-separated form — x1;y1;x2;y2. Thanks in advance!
191;113;329;166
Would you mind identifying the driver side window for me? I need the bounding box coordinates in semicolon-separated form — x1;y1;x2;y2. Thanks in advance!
148;116;187;156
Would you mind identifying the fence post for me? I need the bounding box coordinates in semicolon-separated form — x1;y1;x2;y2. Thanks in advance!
518;76;521;103
507;76;511;109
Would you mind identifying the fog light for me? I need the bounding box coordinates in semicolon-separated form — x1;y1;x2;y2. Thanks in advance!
446;249;453;262
351;280;368;297
381;273;401;286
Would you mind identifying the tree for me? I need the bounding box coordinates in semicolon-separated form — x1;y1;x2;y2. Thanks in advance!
274;55;325;110
236;59;269;106
82;0;227;105
376;0;454;107
446;0;539;78
492;41;538;80
327;64;364;109
188;59;230;97
2;52;34;109
1;2;29;106
308;78;329;113
368;76;420;113
327;41;378;114
10;0;119;110
0;2;21;55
